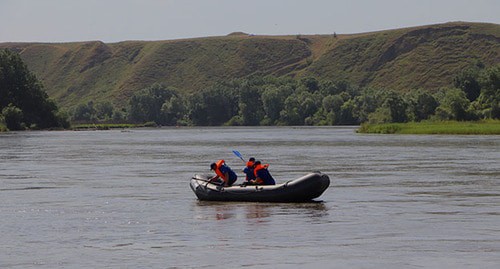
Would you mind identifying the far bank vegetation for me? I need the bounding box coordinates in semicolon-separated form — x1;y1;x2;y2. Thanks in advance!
68;64;500;127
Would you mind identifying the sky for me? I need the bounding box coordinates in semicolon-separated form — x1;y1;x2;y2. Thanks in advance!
1;0;499;43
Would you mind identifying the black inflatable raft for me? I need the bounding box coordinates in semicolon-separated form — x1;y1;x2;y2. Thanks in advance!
190;172;330;202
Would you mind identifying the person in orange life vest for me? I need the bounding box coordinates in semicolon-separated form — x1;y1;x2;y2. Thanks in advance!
244;158;270;185
249;160;275;185
243;157;256;182
209;160;237;186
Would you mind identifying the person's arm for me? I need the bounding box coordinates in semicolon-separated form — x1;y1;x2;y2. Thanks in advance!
208;174;219;182
250;178;263;184
250;170;264;184
209;172;228;184
243;167;249;181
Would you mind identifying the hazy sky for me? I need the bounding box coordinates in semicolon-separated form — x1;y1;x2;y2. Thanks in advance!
1;0;499;43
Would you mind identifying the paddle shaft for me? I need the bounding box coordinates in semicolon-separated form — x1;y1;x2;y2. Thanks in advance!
192;177;224;186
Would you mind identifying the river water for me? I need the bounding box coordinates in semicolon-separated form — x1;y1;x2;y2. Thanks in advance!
0;127;499;268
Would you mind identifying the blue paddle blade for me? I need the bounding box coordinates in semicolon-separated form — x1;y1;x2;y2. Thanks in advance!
232;150;244;161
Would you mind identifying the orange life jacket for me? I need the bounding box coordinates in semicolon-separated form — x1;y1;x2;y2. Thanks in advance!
214;159;227;182
254;162;269;170
253;163;268;184
253;163;269;173
253;163;274;185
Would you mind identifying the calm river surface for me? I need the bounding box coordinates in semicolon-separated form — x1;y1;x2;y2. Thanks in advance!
1;127;499;268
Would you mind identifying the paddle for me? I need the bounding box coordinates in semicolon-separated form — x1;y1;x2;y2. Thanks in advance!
192;176;223;186
232;150;245;163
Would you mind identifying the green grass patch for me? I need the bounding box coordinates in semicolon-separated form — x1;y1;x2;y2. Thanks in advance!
0;123;7;132
358;120;500;135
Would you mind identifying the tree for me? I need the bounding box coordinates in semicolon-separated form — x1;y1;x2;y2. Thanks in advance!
279;90;321;125
413;91;438;121
434;88;471;121
112;109;126;123
300;77;320;93
338;99;358;125
0;116;6;131
368;106;392;124
187;84;238;126
95;102;114;121
280;94;302;125
161;95;186;125
0;49;68;129
72;101;96;122
322;95;344;114
261;85;292;124
405;90;439;121
2;104;23;130
315;94;345;125
359;89;408;123
383;91;408;123
352;88;385;123
319;79;352;96
129;83;176;124
238;82;264;125
454;68;481;102
477;65;500;118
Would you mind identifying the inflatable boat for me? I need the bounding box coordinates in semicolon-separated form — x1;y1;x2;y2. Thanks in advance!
190;172;330;202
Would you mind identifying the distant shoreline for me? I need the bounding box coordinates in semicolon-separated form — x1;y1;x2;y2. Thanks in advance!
3;121;500;134
357;120;500;135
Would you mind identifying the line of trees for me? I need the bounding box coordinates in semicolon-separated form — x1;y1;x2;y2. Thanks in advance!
72;63;498;126
0;49;69;130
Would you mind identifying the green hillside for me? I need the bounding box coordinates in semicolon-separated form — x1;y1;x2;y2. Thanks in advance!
1;22;499;111
308;22;500;90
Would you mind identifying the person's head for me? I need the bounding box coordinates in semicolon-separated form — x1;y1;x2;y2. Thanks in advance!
246;157;255;167
253;160;261;167
210;163;216;170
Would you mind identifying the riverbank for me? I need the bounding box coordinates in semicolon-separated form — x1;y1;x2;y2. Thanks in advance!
0;122;152;132
71;122;157;130
357;120;500;134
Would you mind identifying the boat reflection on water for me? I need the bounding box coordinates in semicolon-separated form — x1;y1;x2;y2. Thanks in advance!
244;203;271;221
193;201;328;222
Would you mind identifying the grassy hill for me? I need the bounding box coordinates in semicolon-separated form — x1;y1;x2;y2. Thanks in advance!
1;22;499;110
308;22;500;91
